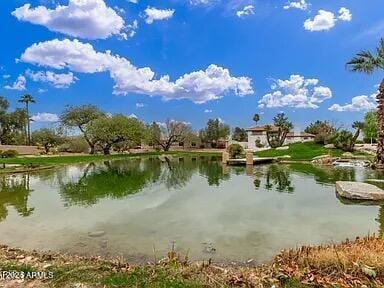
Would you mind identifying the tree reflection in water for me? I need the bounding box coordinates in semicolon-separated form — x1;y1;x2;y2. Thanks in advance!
0;174;34;221
253;164;294;193
59;159;157;206
198;156;230;186
288;163;356;185
59;156;231;207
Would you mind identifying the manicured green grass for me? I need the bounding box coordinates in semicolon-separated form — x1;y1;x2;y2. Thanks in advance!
0;151;221;166
254;142;370;161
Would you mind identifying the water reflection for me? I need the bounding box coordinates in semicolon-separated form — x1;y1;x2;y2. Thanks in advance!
253;164;294;193
58;156;230;207
0;158;384;263
377;206;384;236
0;175;34;221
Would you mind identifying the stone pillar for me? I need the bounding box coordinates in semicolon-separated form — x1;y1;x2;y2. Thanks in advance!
222;151;229;164
246;152;254;166
246;164;253;176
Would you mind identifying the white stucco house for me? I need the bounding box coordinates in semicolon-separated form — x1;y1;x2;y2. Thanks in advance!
246;125;315;150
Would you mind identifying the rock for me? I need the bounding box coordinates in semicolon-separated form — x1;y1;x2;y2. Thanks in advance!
313;154;330;160
324;144;335;149
342;152;354;158
278;155;291;159
88;231;106;237
336;181;384;201
366;179;384;183
312;155;334;165
276;146;289;150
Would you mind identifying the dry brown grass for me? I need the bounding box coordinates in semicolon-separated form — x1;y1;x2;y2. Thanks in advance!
1;236;384;287
274;234;384;287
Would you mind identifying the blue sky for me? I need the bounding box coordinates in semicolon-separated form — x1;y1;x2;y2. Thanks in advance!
0;0;383;131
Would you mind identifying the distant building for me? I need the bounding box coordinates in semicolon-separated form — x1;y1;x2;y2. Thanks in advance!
246;125;315;150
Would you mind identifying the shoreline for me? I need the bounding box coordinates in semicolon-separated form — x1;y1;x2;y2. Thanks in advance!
0;235;383;287
0;150;223;175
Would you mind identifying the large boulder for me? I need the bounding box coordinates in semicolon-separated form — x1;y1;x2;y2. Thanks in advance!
312;154;334;165
336;181;384;201
342;152;354;158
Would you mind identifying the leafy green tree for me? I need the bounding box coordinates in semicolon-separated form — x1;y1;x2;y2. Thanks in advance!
147;122;162;149
18;94;35;145
232;127;248;142
304;120;335;144
60;105;104;154
32;128;63;154
347;38;384;165
0;97;26;145
87;114;146;155
331;122;363;152
364;111;378;144
266;113;293;148
199;118;230;148
228;143;244;159
331;130;354;152
149;119;192;151
253;113;260;125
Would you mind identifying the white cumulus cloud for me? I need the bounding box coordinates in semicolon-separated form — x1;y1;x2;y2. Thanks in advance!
338;7;352;22
236;5;254;18
4;75;26;91
20;39;253;104
328;95;376;112
258;75;332;109
26;69;77;88
144;7;175;24
204;109;212;113
12;0;125;40
304;8;352;32
283;0;308;11
136;102;145;108
31;112;59;122
304;10;336;31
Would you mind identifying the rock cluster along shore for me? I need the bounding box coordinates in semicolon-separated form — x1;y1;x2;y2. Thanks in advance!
336;181;384;201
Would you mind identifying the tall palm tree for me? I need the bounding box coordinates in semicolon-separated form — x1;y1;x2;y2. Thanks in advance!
347;38;384;166
352;121;364;144
253;113;260;126
18;94;35;146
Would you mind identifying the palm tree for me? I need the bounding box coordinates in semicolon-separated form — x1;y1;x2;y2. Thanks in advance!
352;121;364;144
347;38;384;166
18;94;35;145
253;113;260;126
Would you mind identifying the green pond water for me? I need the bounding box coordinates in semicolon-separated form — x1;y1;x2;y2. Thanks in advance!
0;156;384;264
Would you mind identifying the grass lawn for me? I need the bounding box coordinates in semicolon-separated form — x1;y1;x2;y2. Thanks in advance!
0;151;221;167
254;141;371;161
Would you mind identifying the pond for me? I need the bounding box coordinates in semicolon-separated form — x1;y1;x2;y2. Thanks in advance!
0;156;383;264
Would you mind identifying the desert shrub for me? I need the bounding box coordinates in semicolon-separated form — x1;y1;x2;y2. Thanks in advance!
1;150;19;158
58;137;89;153
330;130;354;152
228;143;244;159
255;139;264;148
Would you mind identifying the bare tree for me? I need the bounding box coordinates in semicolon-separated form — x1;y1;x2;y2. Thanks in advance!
149;119;192;151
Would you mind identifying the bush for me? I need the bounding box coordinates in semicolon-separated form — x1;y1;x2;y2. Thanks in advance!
228;144;244;159
1;150;19;158
255;139;264;148
58;137;89;153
